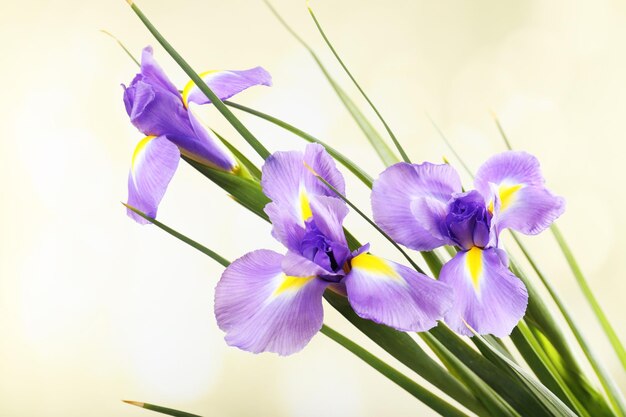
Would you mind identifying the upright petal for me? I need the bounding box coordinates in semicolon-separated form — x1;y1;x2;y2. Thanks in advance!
474;151;565;235
126;135;180;224
214;250;328;355
182;67;272;106
261;143;345;225
372;162;461;251
439;247;528;337
138;46;180;97
345;253;452;332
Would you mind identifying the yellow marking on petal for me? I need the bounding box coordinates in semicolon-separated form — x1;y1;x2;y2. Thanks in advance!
299;189;313;221
351;253;401;281
466;246;483;291
499;184;522;211
131;135;156;172
182;70;220;107
273;275;315;296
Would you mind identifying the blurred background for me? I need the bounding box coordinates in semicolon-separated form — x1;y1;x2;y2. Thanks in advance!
2;0;626;416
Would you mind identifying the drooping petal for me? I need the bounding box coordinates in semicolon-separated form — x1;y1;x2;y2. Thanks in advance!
439;247;528;337
474;151;565;235
126;135;180;224
345;253;453;332
214;250;328;355
184;110;236;170
261;143;345;225
182;67;272;106
372;162;461;251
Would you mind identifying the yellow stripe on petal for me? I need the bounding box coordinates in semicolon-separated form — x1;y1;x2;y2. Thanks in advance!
182;70;220;107
299;189;313;222
499;184;522;211
273;274;315;296
466;247;483;291
131;135;156;173
351;253;401;281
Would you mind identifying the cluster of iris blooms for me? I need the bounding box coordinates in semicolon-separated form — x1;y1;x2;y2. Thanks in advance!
123;46;564;356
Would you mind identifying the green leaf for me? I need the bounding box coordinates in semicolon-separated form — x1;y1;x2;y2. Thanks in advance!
262;0;400;167
323;292;486;415
307;4;410;163
124;204;230;268
123;401;201;417
211;129;262;180
429;325;555;417
129;2;270;160
470;329;578;417
321;325;471;417
224;100;374;188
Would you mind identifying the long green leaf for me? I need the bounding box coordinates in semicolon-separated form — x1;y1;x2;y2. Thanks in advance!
123;401;201;417
307;4;409;163
262;0;399;167
320;325;470;417
124;204;230;267
224;100;374;188
128;1;270;160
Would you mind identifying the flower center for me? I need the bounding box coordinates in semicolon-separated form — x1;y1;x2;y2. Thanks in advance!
444;190;492;250
300;219;350;278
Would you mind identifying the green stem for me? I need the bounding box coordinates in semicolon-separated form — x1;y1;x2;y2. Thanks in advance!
128;2;270;159
307;5;410;163
320;325;470;417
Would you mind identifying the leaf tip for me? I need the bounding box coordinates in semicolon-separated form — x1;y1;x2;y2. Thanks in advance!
122;400;144;408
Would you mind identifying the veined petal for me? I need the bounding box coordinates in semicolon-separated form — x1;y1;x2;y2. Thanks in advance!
182;67;272;107
261;143;345;225
345;253;452;332
372;162;461;251
184;110;236;171
214;250;328;355
440;247;528;337
474;151;565;235
138;46;180;97
126;135;180;224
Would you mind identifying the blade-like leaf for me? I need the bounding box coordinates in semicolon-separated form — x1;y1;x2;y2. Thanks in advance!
320;325;471;417
210;129;262;180
224;100;374;188
123;401;201;417
307;4;410;163
262;0;400;167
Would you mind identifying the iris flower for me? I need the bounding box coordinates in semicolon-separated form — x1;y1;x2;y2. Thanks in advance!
371;151;565;336
122;46;272;223
214;144;452;355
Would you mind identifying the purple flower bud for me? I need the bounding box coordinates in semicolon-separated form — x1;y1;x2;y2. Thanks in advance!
444;190;492;250
300;219;350;279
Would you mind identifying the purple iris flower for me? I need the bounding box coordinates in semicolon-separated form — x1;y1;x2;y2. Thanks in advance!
123;46;272;224
371;152;565;337
214;144;453;355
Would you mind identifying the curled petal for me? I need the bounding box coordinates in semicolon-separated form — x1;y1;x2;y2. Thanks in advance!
440;248;528;337
126;135;180;224
372;162;461;251
182;67;272;106
345;253;452;332
474;151;565;235
137;46;180;97
261;143;345;225
214;250;328;355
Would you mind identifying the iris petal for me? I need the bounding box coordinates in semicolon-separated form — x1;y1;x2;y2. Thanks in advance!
182;67;272;107
126;135;180;224
474;151;565;235
372;162;461;251
440;248;528;337
214;250;328;356
345;253;452;332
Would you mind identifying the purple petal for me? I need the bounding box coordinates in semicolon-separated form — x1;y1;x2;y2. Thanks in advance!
372;162;461;251
440;248;528;337
261;143;345;224
281;250;330;277
137;46;180;97
215;250;328;355
185;110;236;170
345;253;453;332
126;135;180;224
308;196;349;248
183;67;272;106
474;151;565;235
264;201;305;252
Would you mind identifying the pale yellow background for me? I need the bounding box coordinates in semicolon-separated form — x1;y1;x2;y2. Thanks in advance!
1;0;625;416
